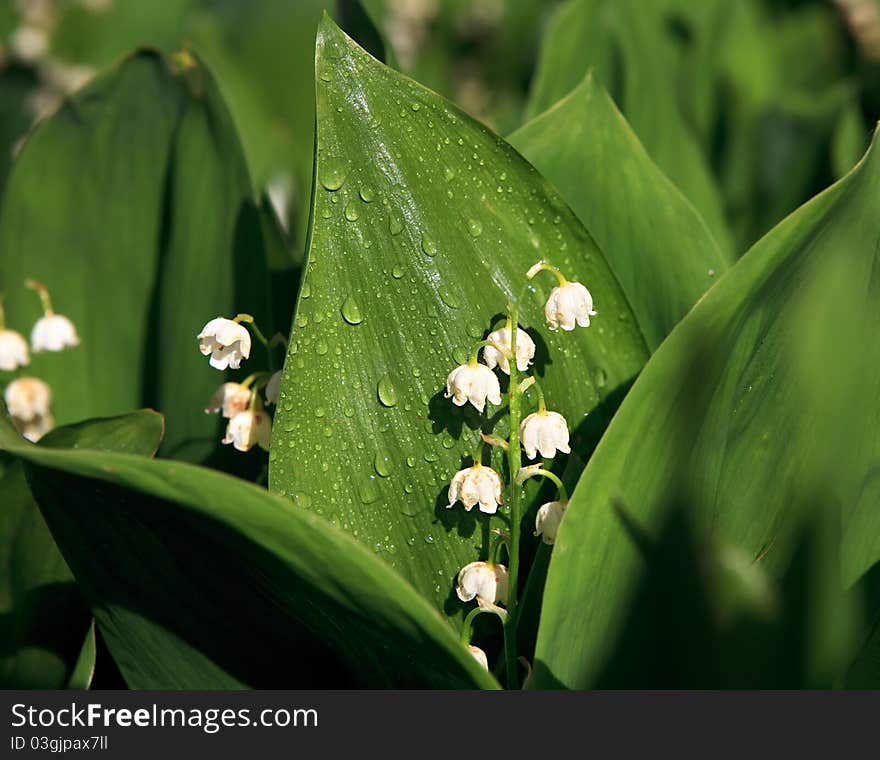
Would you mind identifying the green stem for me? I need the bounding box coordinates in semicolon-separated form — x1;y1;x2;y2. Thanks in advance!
503;301;522;689
234;313;275;372
525;260;567;287
25;279;54;314
240;371;273;390
531;377;547;413
489;530;510;564
460;607;484;645
0;295;5;331
518;466;568;502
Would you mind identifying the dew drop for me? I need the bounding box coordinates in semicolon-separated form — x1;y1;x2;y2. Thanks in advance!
374;449;393;477
406;456;416;468
444;166;456;181
424;451;439;463
344;202;360;221
341;295;363;325
315;406;326;418
439;287;461;310
358;477;380;504
377;374;398;407
411;102;421;111
467;218;483;237
391;265;405;279
593;368;608;388
300;281;311;299
420;233;438;257
389;216;403;235
320;159;348;191
292;491;313;509
359;185;375;202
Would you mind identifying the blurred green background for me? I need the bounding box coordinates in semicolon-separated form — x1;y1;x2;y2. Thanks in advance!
1;0;878;261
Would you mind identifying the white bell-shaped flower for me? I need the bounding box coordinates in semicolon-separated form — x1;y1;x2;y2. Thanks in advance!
17;413;55;443
535;500;568;545
264;370;282;406
31;314;80;352
222;409;272;452
4;377;51;422
448;463;503;514
0;329;30;370
197;317;251;370
456;561;509;607
520;410;571;460
468;645;489;671
545;280;596;331
205;383;252;418
482;326;535;375
445;361;501;413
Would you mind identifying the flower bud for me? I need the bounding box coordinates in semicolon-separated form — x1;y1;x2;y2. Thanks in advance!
265;370;282;406
222;409;272;452
468;645;489;671
535;500;568;545
205;383;252;418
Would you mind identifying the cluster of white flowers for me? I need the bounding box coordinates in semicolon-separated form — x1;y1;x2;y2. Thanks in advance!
197;316;282;454
442;260;592;674
5;0;100;131
0;281;80;442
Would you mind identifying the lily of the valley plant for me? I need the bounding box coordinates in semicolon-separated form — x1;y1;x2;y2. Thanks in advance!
445;259;589;684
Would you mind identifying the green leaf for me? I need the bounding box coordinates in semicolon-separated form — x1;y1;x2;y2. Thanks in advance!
67;622;96;690
509;74;730;349
0;431;497;689
269;16;648;619
847;609;880;688
0;410;162;689
534;134;880;688
524;0;732;256
0;49;270;462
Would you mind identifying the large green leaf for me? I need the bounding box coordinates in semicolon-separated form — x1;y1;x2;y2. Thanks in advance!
524;0;732;255
534;134;880;688
0;49;270;462
509;74;729;349
0;424;497;689
269;16;648;618
0;410;162;689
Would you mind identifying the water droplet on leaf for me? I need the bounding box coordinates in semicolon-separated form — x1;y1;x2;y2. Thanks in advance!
341;295;363;324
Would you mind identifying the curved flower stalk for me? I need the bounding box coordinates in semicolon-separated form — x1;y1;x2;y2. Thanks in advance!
439;259;595;687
